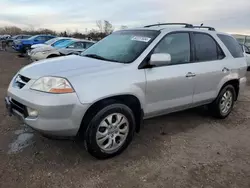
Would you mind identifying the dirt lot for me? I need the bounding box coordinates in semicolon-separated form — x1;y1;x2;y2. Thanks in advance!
1;50;250;188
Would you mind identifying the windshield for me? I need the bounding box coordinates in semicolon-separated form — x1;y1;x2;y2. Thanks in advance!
81;30;160;63
52;39;71;47
28;35;38;40
55;40;74;48
45;38;58;45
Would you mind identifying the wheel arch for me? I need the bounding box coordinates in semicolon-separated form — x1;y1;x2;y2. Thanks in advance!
218;79;239;100
78;94;144;137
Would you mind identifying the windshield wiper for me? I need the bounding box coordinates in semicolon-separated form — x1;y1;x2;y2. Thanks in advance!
83;54;119;63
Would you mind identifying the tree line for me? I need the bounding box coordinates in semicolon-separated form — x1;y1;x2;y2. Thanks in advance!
0;20;124;41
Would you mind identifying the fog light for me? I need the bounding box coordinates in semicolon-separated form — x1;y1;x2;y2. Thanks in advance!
27;107;38;117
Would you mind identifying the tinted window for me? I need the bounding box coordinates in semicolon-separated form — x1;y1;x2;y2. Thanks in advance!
46;36;55;41
217;34;244;58
73;42;85;49
194;33;224;62
153;33;190;65
85;42;94;49
22;35;31;39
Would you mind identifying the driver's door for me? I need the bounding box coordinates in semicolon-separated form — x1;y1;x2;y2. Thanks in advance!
144;32;195;117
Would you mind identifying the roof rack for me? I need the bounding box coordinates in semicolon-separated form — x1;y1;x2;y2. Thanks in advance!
193;26;215;31
144;23;193;28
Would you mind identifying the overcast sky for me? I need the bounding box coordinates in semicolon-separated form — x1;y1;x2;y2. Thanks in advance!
1;0;250;34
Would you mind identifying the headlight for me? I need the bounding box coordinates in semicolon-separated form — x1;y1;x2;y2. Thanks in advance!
30;77;74;93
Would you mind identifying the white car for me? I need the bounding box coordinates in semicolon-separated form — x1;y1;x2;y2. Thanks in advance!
28;37;72;55
241;44;250;69
30;39;95;61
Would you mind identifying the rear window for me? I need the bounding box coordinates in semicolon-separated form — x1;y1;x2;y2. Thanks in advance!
217;34;244;58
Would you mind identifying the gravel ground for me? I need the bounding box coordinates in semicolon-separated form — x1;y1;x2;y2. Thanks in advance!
1;50;250;188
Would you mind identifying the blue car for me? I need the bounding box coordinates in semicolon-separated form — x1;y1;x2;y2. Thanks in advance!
13;35;56;53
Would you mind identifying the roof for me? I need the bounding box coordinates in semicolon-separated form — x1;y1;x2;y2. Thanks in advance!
122;23;229;36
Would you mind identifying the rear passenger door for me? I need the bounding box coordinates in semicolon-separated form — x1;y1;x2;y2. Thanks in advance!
191;32;228;104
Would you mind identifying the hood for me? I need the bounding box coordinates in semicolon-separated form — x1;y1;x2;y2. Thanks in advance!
31;45;55;53
19;55;126;79
31;44;49;49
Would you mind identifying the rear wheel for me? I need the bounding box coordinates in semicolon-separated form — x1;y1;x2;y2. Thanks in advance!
209;85;236;119
84;103;136;159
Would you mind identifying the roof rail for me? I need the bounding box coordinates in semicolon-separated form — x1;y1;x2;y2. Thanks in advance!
193;26;215;31
144;23;193;28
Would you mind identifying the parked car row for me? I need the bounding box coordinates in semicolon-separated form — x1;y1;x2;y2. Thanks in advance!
2;33;94;60
12;35;56;53
5;23;248;159
28;38;95;61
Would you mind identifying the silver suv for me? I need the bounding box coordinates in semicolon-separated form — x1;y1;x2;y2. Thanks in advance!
5;23;247;159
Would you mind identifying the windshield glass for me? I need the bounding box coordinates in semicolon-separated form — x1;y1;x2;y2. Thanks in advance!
81;30;160;63
28;35;38;40
45;38;58;45
55;40;74;48
53;39;71;47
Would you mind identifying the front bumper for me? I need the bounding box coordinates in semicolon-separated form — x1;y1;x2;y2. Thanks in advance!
30;52;47;61
6;79;90;136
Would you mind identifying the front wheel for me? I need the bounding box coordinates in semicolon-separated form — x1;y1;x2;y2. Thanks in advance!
209;85;236;119
84;103;136;159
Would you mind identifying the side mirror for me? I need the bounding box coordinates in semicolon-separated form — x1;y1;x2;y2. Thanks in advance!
149;53;171;67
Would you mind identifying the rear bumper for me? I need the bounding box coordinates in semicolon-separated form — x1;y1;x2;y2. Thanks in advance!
6;80;90;137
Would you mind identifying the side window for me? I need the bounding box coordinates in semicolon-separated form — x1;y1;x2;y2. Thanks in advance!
74;42;85;49
193;33;224;62
46;36;54;41
153;33;190;65
68;42;83;49
217;34;244;58
85;42;94;49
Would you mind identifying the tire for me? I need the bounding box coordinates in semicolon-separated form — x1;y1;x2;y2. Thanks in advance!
84;102;136;159
208;85;236;119
47;54;59;59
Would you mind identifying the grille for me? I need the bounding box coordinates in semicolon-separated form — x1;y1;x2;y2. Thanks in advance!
14;74;30;89
10;98;28;118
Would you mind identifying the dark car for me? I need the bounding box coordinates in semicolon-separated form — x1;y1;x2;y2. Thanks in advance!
6;35;32;45
13;35;56;53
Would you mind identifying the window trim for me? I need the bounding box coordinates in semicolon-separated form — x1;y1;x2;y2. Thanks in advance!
191;31;225;63
138;31;194;69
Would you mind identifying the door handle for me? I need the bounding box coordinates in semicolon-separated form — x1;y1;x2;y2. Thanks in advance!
186;72;196;78
222;67;230;73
